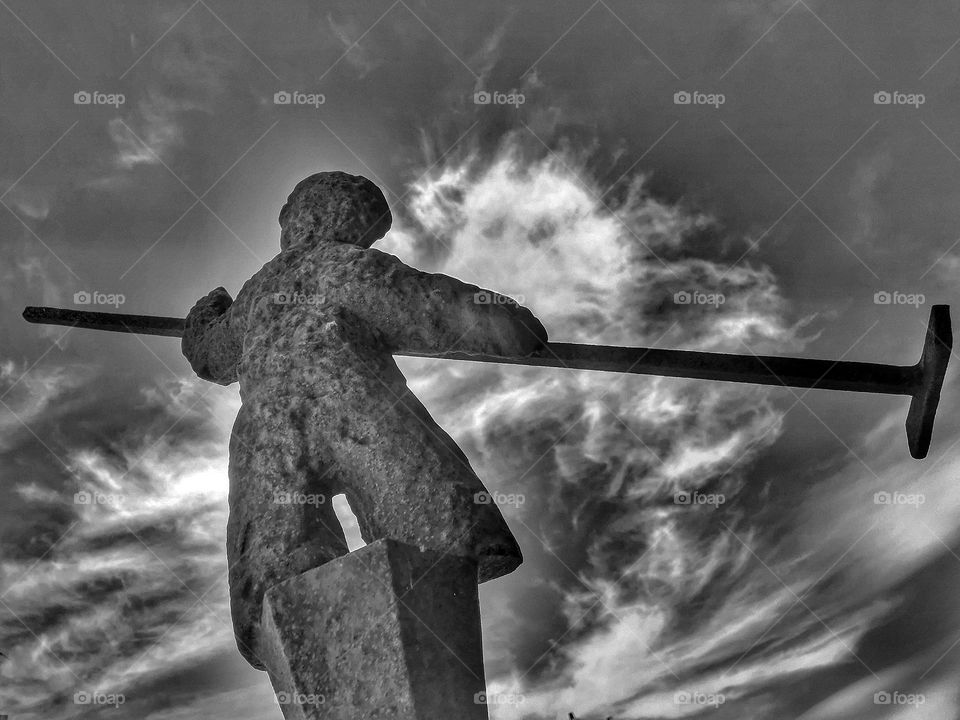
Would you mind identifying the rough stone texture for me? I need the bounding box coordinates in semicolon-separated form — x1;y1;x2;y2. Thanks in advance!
259;539;489;720
180;172;548;670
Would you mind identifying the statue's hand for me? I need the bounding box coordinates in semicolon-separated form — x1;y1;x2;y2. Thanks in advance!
186;287;233;327
182;287;234;382
492;306;549;358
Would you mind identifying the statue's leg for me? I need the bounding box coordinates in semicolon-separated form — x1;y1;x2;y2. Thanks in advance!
240;353;496;717
317;364;523;584
227;399;349;671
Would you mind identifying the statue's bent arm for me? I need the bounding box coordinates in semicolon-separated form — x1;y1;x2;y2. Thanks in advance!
347;249;548;358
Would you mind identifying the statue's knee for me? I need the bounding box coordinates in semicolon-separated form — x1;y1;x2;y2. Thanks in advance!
289;539;348;575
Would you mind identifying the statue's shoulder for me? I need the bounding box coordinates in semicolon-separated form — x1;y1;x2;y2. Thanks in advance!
352;246;414;276
305;242;408;279
233;243;412;308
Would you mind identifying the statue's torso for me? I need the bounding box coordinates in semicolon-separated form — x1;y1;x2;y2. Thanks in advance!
227;240;405;401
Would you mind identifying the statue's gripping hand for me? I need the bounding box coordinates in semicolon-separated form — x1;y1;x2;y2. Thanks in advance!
182;287;239;385
481;299;548;358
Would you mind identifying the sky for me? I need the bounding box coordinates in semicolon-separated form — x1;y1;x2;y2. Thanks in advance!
2;1;960;718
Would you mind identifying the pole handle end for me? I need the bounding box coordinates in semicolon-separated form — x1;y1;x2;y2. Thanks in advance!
906;304;952;459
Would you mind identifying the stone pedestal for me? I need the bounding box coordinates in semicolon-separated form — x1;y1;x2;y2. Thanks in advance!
258;539;490;720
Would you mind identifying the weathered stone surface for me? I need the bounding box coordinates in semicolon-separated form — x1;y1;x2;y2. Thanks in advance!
180;172;547;669
259;539;488;720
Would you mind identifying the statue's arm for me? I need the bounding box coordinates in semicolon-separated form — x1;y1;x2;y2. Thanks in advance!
356;250;548;357
181;287;242;385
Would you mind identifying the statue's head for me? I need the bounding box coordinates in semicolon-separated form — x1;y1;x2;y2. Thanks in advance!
279;171;392;251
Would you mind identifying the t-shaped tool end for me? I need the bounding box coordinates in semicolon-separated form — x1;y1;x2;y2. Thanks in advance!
906;304;952;459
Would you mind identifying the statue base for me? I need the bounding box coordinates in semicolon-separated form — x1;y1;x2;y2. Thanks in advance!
258;538;490;720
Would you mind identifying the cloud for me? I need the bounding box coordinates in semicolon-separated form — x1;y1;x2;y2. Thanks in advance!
3;186;52;221
0;374;245;719
378;131;819;718
108;5;246;171
326;12;383;78
848;148;894;247
0;232;73;335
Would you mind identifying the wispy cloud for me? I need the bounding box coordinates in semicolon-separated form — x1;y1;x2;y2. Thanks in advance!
381;133;821;718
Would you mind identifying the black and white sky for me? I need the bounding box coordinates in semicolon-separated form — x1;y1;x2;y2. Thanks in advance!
3;1;960;718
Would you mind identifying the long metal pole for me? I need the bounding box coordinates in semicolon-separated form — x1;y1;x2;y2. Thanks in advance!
22;304;951;458
19;305;917;394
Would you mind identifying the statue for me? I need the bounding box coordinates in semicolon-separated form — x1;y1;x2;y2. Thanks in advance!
181;171;548;717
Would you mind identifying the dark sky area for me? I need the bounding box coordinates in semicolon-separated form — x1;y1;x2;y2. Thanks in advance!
2;1;960;718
